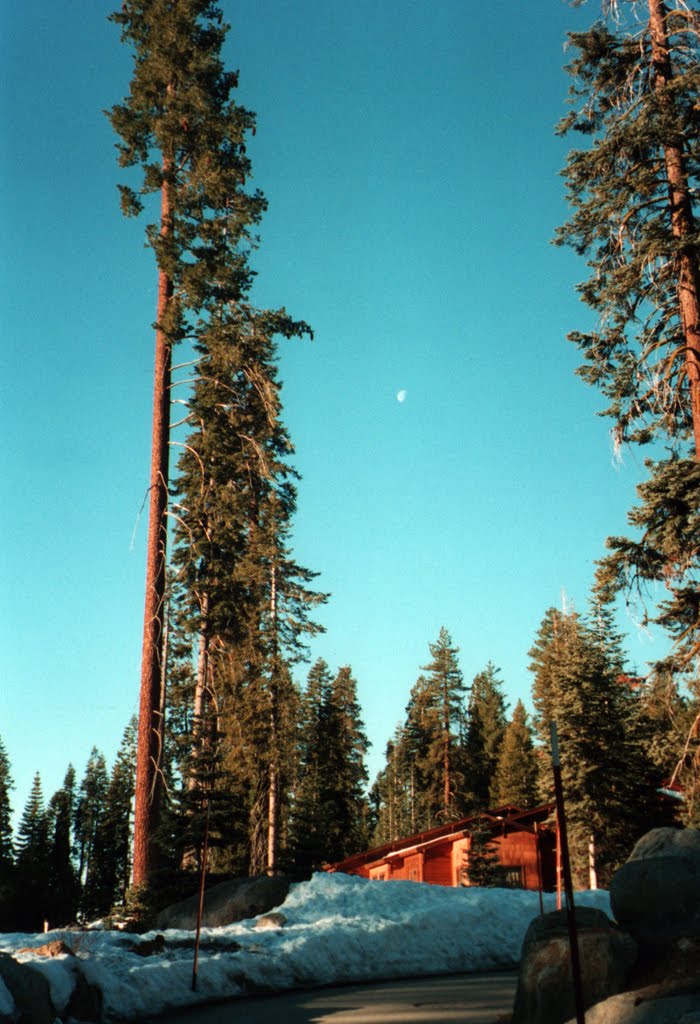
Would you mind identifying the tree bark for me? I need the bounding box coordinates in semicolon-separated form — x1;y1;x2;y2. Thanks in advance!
266;565;278;874
132;160;173;888
442;675;451;816
648;0;700;458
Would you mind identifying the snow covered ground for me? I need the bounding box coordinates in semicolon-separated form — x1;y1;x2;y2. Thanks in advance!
0;872;611;1021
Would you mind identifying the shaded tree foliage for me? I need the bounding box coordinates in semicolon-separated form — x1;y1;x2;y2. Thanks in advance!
492;700;538;810
463;662;508;810
290;660;370;874
529;604;660;886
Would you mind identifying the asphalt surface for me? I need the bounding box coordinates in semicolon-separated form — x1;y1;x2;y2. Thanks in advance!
148;971;518;1024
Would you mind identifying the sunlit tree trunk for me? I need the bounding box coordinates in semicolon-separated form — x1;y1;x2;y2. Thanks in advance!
648;0;700;457
132;161;173;887
266;565;279;874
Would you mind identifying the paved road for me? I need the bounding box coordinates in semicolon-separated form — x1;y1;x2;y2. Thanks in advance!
152;972;518;1024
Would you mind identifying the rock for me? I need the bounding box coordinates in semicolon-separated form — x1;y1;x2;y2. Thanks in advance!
155;875;291;931
15;941;74;959
0;953;54;1024
565;935;700;1021
628;827;700;861
130;934;166;957
611;830;700;952
254;912;287;930
65;962;103;1023
511;907;637;1024
565;991;700;1024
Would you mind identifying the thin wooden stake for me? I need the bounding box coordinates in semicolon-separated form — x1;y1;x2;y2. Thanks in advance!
550;722;586;1024
192;796;211;992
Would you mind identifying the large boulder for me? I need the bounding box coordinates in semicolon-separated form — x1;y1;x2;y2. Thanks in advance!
0;954;54;1024
627;828;700;862
511;906;637;1024
65;961;103;1023
155;875;291;930
564;937;700;1022
565;991;700;1024
0;943;103;1024
611;828;700;952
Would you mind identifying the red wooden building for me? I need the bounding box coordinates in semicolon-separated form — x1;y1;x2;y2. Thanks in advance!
325;804;556;891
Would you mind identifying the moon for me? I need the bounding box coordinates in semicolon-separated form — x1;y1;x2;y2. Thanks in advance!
397;389;407;403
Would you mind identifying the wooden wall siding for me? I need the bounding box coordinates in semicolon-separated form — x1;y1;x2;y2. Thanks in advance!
404;852;424;882
369;864;389;880
423;846;453;887
451;837;471;886
495;833;537;889
386;856;406;880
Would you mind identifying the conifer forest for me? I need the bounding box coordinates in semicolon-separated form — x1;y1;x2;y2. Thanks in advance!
4;0;700;932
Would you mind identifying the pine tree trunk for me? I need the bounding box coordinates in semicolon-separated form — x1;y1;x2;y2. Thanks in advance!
267;761;277;874
648;0;700;458
442;676;451;815
132;162;173;888
266;566;278;874
189;595;210;792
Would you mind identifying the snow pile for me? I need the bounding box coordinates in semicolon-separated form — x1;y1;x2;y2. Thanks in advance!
0;873;611;1021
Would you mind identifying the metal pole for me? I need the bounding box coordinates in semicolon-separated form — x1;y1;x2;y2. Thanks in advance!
192;796;211;993
550;722;586;1024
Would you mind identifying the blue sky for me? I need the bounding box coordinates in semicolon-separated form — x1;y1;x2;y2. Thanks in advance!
2;1;665;823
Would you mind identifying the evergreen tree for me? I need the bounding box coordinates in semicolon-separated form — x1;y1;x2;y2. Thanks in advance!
14;774;50;930
463;662;508;810
555;1;700;737
291;658;334;874
555;1;700;454
93;719;138;914
370;727;413;844
420;628;468;822
0;738;13;876
0;740;14;930
323;666;371;860
75;748;109;917
595;458;700;667
492;700;538;809
371;631;469;838
46;766;80;926
400;675;442;831
167;309;323;878
529;604;659;886
462;817;504;888
639;660;700;822
108;0;293;885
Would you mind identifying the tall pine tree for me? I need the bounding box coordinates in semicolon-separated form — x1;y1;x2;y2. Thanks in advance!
492;700;538;810
108;0;284;885
0;740;14;930
323;666;371;860
291;660;369;873
420;628;468;823
555;2;700;754
75;748;109;917
463;662;508;810
14;774;50;930
46;766;80;926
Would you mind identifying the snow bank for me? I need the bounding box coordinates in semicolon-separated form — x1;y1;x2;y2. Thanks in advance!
0;874;611;1021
